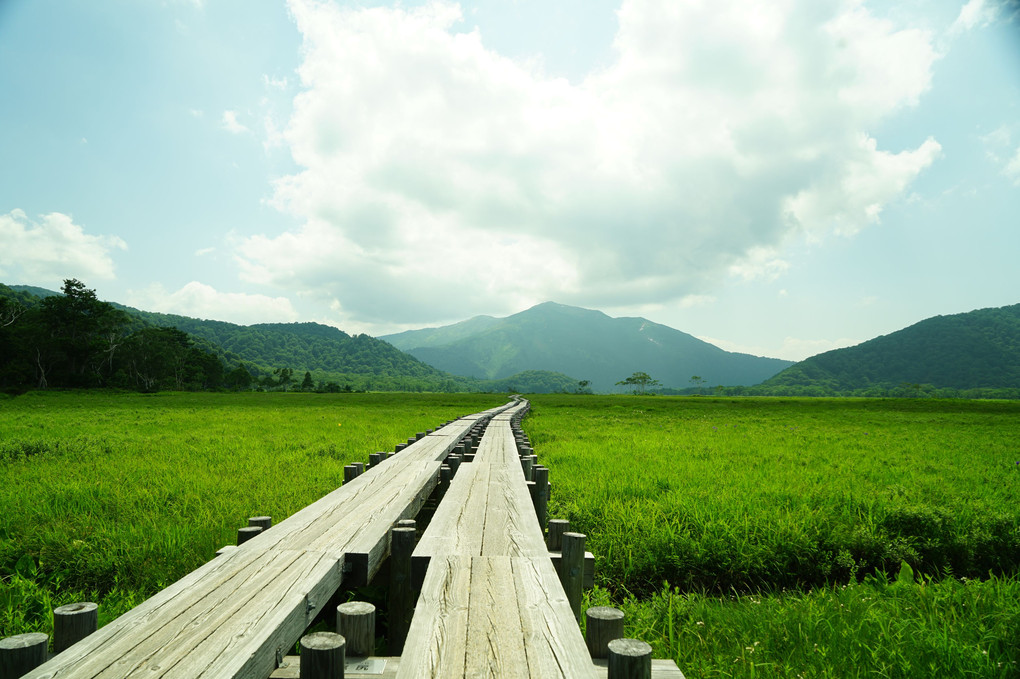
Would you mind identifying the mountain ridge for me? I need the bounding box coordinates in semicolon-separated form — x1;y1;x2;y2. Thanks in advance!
383;301;793;391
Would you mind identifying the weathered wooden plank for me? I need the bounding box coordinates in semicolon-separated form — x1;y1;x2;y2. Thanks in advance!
395;555;471;679
464;557;529;679
412;460;490;580
513;556;597;678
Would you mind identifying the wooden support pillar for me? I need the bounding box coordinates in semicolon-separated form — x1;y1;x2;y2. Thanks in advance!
343;465;358;484
607;638;652;679
447;454;461;477
336;601;375;657
248;516;272;532
560;532;586;621
547;518;570;551
395;442;406;453
520;455;534;482
368;453;383;468
353;462;365;476
532;466;549;531
300;631;346;679
585;606;625;659
237;525;262;545
0;633;49;676
438;465;451;500
388;526;416;654
53;601;98;653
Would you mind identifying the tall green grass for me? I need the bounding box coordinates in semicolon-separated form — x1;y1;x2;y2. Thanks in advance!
528;395;1020;593
0;390;503;638
528;395;1020;677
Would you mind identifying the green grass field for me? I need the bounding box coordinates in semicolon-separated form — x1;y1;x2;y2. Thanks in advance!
526;395;1020;677
2;392;1018;676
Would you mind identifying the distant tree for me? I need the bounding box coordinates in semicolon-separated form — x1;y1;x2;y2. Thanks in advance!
301;370;314;390
574;379;593;394
616;371;661;394
690;375;706;395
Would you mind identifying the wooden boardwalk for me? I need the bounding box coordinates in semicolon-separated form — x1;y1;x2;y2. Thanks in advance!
400;402;595;677
18;399;684;679
21;404;512;679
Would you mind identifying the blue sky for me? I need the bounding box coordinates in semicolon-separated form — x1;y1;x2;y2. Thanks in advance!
1;0;1018;360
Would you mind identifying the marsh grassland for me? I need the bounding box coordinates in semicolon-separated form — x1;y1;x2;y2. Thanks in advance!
527;395;1020;677
2;392;1018;677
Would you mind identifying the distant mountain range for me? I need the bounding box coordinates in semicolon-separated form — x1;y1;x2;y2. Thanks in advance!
382;301;793;392
757;303;1020;396
7;283;1018;396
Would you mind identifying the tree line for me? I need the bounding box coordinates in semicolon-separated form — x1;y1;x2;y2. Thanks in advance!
0;280;251;393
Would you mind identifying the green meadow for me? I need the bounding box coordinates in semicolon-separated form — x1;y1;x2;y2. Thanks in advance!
2;391;1019;677
526;395;1020;677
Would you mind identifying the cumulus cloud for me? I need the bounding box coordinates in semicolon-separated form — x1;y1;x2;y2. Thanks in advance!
950;0;1001;34
126;281;299;325
236;0;941;330
0;209;126;283
221;110;250;134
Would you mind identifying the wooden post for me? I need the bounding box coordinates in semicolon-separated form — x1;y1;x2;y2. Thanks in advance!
415;432;425;440
336;601;375;657
447;454;461;477
395;443;406;453
520;455;533;481
560;532;586;620
438;465;451;500
0;633;49;676
388;526;416;654
343;465;358;484
585;607;625;659
237;525;262;545
547;518;570;551
533;466;549;532
353;462;365;476
607;638;652;679
300;631;345;679
248;516;272;532
53;601;99;653
368;453;383;468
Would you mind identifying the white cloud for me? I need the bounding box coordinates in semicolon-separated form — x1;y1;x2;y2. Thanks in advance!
235;0;941;331
0;209;126;283
126;282;299;325
950;0;1000;34
1006;146;1020;185
221;110;250;134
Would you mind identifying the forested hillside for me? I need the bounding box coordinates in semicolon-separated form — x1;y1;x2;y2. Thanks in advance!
1;282;581;394
755;304;1020;397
